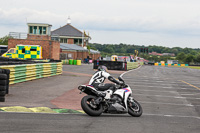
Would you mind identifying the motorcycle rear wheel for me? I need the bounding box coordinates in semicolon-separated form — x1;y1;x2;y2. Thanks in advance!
81;95;103;116
128;99;143;117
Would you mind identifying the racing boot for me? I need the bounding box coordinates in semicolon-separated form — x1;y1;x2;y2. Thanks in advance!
104;89;113;99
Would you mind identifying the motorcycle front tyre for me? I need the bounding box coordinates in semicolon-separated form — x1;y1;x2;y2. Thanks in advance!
128;99;143;117
81;95;103;116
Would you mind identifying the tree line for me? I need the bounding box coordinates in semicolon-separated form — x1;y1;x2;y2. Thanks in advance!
1;35;199;64
88;43;200;64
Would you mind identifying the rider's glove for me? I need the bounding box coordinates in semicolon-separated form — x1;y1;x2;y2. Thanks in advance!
118;81;124;85
108;76;124;85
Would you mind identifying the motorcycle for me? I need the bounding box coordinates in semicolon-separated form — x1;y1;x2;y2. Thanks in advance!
78;77;143;117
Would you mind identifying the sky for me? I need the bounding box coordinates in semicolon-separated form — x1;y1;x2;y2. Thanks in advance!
0;0;200;48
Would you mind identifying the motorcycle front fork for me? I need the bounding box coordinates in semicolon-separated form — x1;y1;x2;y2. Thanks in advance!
128;97;136;106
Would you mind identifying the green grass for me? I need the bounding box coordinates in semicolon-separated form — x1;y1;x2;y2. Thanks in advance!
173;66;200;70
187;66;200;69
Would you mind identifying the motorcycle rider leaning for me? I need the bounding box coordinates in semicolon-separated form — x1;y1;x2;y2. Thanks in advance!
88;65;123;98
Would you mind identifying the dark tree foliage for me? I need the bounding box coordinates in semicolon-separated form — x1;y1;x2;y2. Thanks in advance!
88;43;200;64
0;35;9;45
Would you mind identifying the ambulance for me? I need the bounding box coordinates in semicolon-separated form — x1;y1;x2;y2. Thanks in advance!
2;44;42;59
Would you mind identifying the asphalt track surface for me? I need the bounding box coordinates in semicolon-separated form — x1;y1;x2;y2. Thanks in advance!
0;65;200;133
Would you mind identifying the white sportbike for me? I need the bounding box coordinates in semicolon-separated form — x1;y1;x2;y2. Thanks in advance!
78;77;143;117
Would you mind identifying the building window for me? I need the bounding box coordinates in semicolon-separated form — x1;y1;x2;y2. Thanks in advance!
79;39;82;44
74;39;78;44
51;37;59;41
29;26;33;34
39;26;42;35
74;39;82;45
60;38;68;43
68;53;72;58
43;27;46;34
33;26;37;34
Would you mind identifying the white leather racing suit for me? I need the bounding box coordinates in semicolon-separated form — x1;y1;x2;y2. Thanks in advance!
89;71;121;91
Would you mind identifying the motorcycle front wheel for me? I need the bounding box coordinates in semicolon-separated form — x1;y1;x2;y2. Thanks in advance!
128;99;143;117
81;95;103;116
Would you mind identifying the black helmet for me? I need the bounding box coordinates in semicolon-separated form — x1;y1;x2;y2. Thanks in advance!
98;65;107;72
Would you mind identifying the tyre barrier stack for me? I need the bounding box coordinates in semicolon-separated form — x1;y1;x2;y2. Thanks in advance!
0;57;62;102
93;60;126;70
0;57;48;65
0;69;10;102
93;60;143;71
0;62;62;85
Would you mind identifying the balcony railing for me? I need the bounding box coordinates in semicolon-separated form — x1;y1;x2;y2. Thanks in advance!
9;32;27;39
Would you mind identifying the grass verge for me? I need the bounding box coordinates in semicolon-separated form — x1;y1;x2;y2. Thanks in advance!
173;66;200;69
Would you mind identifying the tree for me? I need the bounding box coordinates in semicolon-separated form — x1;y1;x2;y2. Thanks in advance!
176;52;186;61
171;48;178;56
195;54;200;63
184;54;194;64
90;47;97;50
182;48;191;54
0;35;9;45
161;47;171;53
103;45;114;53
88;43;200;64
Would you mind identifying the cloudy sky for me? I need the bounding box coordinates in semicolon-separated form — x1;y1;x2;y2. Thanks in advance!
0;0;200;48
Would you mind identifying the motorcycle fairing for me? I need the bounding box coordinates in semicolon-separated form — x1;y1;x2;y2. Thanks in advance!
113;86;132;109
123;88;130;93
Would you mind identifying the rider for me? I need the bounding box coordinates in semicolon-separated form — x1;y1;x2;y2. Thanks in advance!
89;65;123;97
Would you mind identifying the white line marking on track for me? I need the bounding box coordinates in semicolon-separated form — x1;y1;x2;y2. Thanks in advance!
120;65;142;77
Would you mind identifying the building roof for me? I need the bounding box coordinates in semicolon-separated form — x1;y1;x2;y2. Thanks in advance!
60;43;88;51
149;52;163;56
27;23;52;27
90;49;100;54
51;24;84;37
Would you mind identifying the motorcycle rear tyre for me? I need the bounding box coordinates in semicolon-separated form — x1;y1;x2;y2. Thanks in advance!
128;100;143;117
81;95;103;116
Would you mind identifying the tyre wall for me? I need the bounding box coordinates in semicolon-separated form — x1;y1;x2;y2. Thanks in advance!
93;60;143;71
0;62;62;85
0;69;10;102
93;60;127;70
